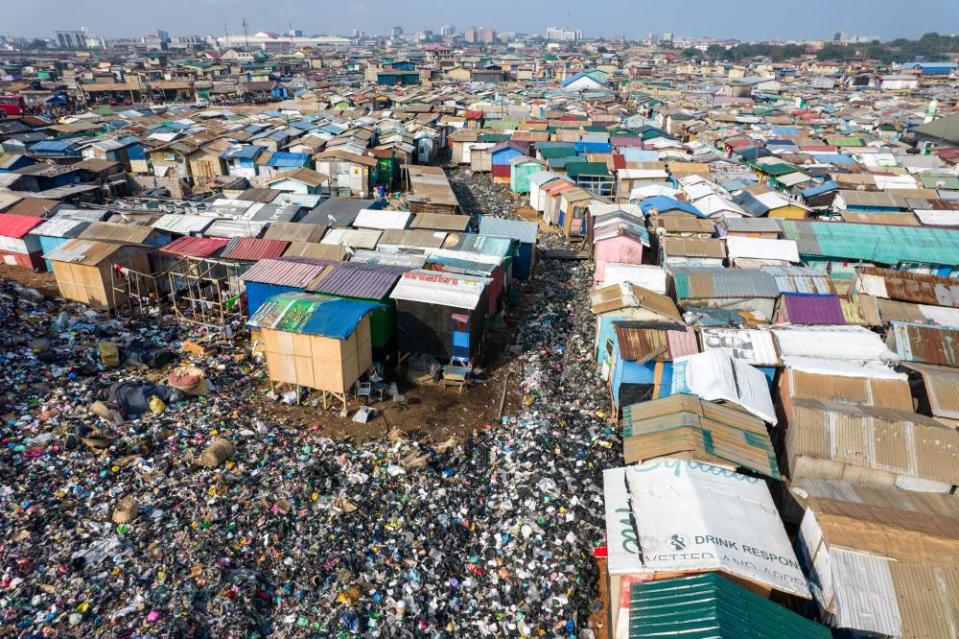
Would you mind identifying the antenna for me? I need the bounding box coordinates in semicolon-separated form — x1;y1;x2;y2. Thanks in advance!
242;17;249;50
223;23;228;50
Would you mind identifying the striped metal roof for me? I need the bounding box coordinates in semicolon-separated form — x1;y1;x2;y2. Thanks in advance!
160;236;229;258
306;262;408;300
779;219;959;266
220;238;289;261
240;257;331;287
477;216;538;244
672;267;779;300
781;293;846;325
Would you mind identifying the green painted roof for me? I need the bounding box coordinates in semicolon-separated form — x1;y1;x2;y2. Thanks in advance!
780;220;959;265
629;573;830;639
756;161;797;176
827;136;866;147
478;133;509;143
538;146;579;159
919;173;959;190
565;161;610;178
914;113;959;145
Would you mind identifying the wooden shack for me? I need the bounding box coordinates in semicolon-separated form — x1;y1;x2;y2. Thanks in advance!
247;293;381;414
45;238;151;310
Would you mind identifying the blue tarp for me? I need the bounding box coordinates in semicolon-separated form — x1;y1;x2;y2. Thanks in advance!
247;293;383;340
638;196;705;218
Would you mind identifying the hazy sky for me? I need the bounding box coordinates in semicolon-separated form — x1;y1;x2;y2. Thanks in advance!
8;0;959;41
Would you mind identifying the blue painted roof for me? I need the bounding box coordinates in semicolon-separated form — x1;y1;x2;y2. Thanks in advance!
247;293;382;339
802;180;839;198
639;196;705;218
29;139;78;152
222;145;264;160
561;71;603;88
811;153;856;166
266;152;309;168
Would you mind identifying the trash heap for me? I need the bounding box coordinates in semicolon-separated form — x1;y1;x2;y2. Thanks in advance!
1;246;617;637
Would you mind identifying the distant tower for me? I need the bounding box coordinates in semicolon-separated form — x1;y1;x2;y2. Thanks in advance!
241;17;249;49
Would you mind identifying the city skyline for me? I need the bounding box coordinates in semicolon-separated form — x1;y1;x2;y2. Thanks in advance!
5;0;959;42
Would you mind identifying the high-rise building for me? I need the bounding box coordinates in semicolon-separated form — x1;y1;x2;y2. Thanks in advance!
661;32;674;44
440;24;455;38
545;27;581;42
55;29;88;49
465;26;495;44
391;26;403;38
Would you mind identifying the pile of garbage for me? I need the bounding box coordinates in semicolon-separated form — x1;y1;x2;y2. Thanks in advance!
1;243;614;637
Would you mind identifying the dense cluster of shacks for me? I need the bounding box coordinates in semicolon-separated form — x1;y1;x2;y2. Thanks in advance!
3;36;959;639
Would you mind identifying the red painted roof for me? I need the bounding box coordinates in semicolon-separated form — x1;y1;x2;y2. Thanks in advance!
160;236;228;258
0;214;44;239
220;238;289;262
612;153;626;170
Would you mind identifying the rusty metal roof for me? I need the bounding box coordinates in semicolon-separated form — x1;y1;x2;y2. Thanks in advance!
889;321;959;368
613;321;699;362
856;266;959;309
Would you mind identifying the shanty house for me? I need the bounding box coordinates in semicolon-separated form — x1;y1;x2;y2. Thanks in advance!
477;216;537;280
0;214;45;270
248;293;380;413
45;239;152;310
30;217;89;271
389;270;489;363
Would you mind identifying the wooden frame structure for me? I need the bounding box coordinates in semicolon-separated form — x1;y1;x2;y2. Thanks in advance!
166;256;245;328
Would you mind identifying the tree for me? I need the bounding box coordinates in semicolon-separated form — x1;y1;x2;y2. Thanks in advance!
681;47;700;59
705;44;727;60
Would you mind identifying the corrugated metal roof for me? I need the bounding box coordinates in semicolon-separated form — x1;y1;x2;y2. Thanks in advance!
377;229;447;249
241;257;331;287
628;573;829;639
902;362;959;419
662;237;725;258
301;198;376;227
44;238;130;266
152;213;215;235
220;238;289;261
263;222;328;243
0;214;45;238
306;262;407;300
160;236;228;258
672;267;779;300
889;321;959;367
613;321;698;361
321;228;382;249
855;266;959;309
79;221;155;244
477;216;538;244
283;242;347;261
204;219;268;239
781;293;846;325
31;217;88;239
779;220;959;266
762;265;835;294
409;213;470;232
787;398;959;486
